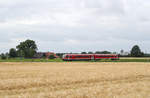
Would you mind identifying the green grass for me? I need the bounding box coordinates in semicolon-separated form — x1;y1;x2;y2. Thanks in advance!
0;58;63;62
0;58;150;62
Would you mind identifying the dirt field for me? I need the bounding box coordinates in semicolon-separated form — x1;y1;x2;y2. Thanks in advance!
0;62;150;98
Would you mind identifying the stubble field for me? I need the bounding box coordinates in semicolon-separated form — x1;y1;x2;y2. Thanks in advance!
0;62;150;98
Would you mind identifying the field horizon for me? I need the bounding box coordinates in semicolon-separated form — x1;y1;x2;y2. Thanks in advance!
0;57;150;62
0;62;150;98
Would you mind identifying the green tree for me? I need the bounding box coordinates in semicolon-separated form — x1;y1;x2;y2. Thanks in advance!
131;45;143;57
56;53;64;58
100;51;111;54
16;39;37;58
81;52;87;54
9;48;17;58
95;51;101;54
88;51;93;54
95;51;111;54
1;53;7;59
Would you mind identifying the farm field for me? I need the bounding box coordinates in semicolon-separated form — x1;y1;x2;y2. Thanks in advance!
0;62;150;98
120;57;150;59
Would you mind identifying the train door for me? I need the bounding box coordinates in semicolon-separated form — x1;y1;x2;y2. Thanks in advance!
65;55;69;60
91;55;94;60
66;55;72;61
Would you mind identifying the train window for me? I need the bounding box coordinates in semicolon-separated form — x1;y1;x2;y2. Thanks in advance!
75;56;79;58
97;56;106;57
96;55;114;57
82;56;90;58
75;56;90;58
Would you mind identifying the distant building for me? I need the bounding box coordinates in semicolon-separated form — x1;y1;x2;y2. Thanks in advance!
34;52;59;58
33;52;45;58
45;52;59;58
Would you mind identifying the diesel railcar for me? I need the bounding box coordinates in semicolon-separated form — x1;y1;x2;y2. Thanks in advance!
62;54;119;61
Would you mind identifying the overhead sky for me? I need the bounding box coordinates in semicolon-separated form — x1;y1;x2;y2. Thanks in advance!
0;0;150;53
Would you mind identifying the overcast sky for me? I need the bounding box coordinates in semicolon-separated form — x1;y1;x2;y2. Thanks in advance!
0;0;150;53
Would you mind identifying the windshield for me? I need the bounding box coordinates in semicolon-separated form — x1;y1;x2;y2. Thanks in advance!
62;54;66;58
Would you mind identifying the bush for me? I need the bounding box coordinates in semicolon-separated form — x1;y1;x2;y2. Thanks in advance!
42;53;47;58
49;54;56;59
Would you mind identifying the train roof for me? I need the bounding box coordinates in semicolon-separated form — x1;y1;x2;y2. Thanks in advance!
64;54;118;55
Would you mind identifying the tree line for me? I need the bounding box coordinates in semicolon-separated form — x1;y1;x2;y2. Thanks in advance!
1;39;37;59
0;39;149;59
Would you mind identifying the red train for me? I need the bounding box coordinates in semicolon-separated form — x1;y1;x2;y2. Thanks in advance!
62;54;119;61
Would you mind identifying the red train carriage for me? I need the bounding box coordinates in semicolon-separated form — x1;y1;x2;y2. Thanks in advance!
62;54;119;61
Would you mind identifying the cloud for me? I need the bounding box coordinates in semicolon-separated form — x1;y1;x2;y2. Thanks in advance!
0;0;150;53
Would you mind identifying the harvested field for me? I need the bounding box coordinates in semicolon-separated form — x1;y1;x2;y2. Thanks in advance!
0;62;150;98
120;57;150;59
